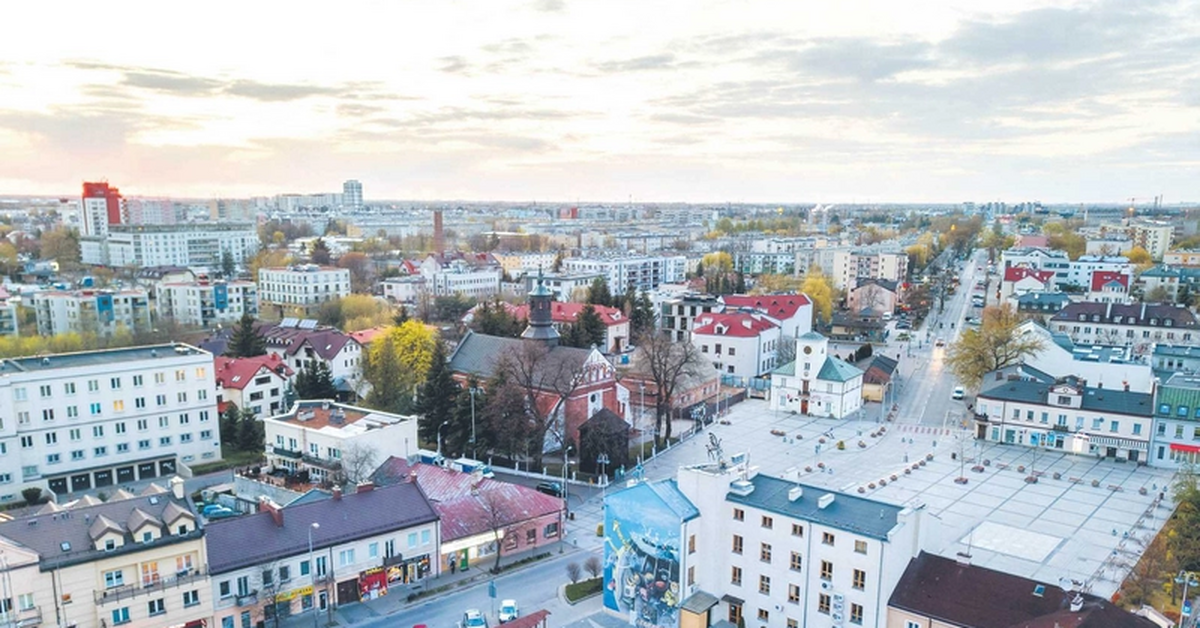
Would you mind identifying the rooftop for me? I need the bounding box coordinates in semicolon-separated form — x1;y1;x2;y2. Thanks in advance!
721;294;811;321
0;343;207;374
267;400;415;435
725;472;904;540
692;312;778;337
978;378;1152;417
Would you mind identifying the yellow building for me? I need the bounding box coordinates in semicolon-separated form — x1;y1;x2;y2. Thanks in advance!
0;477;211;628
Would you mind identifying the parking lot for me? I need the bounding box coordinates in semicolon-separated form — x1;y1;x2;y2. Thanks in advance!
644;398;1174;597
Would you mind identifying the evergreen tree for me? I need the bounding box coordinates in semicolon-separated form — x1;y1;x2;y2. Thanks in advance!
221;249;237;278
586;278;612;307
735;272;746;294
295;360;338;399
393;305;410;326
575;304;607;349
236;411;264;452
472;299;524;337
220;404;241;448
414;341;459;444
225;312;265;358
629;290;656;338
310;238;332;265
446;376;483;458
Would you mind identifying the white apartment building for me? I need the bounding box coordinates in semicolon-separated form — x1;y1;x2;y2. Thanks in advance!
0;343;221;498
0;293;19;337
823;249;908;292
1085;236;1132;256
379;276;425;304
34;288;152;337
491;252;558;277
1049;302;1200;349
1064;255;1133;289
214;354;293;418
975;376;1153;463
258;265;351;314
1164;250;1200;266
1000;247;1071;286
520;272;605;302
672;460;923;628
343;179;363;208
420;258;501;300
206;483;439;628
156;279;258;329
735;252;796;275
263;401;418;484
562;255;687;294
691;312;781;380
82;223;260;267
721;294;814;339
1130;220;1174;261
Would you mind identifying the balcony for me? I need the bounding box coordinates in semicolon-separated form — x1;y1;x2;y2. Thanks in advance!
236;592;259;606
271;446;302;460
1051;424;1071;433
11;606;41;627
95;568;208;605
301;454;342;471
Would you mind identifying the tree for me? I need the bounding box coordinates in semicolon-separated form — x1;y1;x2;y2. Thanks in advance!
393;305;410;326
800;266;835;326
1171;465;1200;573
1047;231;1086;260
701;251;733;274
1145;285;1172;303
566;562;582;584
225;312;266;358
627;291;656;340
479;490;515;574
221;249;237;278
20;487;43;505
585;278;612;307
414;341;460;446
337;252;372;293
221;405;243;448
494;341;584;469
366;321;438;411
480;369;533;462
248;249;293;282
237;411;264;451
365;331;406;414
471;300;525;337
41;227;81;269
633;330;707;447
565;304;606;349
584;555;602;579
309;238;333;265
294;360;338;399
1123;246;1153;267
331;441;378;488
750;274;805;294
945;304;1046;391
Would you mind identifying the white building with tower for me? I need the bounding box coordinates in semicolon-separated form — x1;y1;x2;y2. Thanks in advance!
770;332;864;419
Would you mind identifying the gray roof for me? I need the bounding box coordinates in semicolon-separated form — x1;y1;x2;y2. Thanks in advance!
771;360;796;376
0;492;201;571
727;474;903;540
619;479;700;522
205;483;438;574
978;378;1152;417
0;343;206;374
448;330;591;379
797;331;825;341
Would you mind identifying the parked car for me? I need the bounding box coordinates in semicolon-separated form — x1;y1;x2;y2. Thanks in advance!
536;481;564;497
935;337;946;347
895;320;911;330
463;610;488;628
952;386;965;400
499;600;519;623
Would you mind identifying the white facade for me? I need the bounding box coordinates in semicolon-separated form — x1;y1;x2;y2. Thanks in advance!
214;355;293;418
420;259;501;300
83;223;260;267
825;249;908;291
156;280;258;329
562;255;687;293
771;333;864;419
0;343;221;498
81;196;111;237
263;402;419;483
1011;321;1155;393
1131;220;1174;261
491;252;557;276
258;266;351;312
380;277;425;304
343;179;363;208
1065;256;1133;289
521;272;606;302
34;289;152;337
0;299;18;336
691;313;781;379
1086;236;1132;256
674;462;923;628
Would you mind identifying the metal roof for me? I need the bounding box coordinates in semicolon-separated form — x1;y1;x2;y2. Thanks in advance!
726;474;903;541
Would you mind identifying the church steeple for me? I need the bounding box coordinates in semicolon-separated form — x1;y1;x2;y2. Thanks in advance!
521;267;560;347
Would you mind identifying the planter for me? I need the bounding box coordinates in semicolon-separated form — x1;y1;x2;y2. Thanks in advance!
858;487;866;494
879;479;887;486
1139;487;1148;496
819;438;827;444
919;460;927;467
868;483;876;489
1053;472;1062;480
805;466;813;473
912;464;920;470
925;454;934;461
983;459;991;466
890;474;898;481
904;468;911;475
858;441;867;448
971;465;985;473
1017;466;1025;473
1091;479;1101;487
954;477;969;485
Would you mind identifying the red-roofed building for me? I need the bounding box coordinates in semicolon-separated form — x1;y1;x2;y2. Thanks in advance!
214;353;294;417
371;458;564;572
721;293;813;337
691;312;781;380
1088;270;1131;304
1001;266;1056;303
507;301;631;353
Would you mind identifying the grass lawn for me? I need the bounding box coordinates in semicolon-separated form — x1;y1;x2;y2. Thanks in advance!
190;446;264;475
565;577;602;603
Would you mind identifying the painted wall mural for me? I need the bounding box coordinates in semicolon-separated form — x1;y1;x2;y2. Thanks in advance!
604;484;683;628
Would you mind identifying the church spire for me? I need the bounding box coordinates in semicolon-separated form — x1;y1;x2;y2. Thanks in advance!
521;267;560;347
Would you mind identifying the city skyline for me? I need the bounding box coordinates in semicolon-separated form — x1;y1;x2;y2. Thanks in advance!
0;0;1197;204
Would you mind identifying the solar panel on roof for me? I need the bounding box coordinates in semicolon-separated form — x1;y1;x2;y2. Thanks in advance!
299;319;319;329
280;318;299;328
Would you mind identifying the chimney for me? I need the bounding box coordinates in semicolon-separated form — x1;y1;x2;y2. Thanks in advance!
788;486;803;502
1105;302;1112;320
332;487;342;501
258;497;283;527
817;493;835;509
433;210;445;256
955;551;971;567
169;476;185;500
356;482;375;494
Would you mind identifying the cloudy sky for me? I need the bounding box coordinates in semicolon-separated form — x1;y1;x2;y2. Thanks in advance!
1;0;1197;203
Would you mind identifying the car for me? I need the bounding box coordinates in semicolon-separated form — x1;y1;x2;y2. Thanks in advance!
935;337;945;347
882;312;893;321
952;386;965;400
536;481;564;497
895;320;911;330
499;600;519;623
463;610;488;628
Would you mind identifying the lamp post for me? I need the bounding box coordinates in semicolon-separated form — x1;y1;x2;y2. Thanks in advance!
1176;570;1200;620
562;445;574;506
308;522;320;628
469;387;480;459
436;421;450;462
597;452;610;486
638;382;646;433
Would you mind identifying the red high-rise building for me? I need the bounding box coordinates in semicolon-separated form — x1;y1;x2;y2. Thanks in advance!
81;181;123;236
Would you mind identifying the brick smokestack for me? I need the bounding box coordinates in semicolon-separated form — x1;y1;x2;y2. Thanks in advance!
258;497;283;527
433;210;445;256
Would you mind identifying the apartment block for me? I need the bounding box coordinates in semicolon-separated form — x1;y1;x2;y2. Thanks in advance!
1049;302;1199;348
1129;220;1174;261
258;266;351;314
1149;373;1200;468
34;289;152;337
156;280;258;329
562;255;687;294
263;401;418;485
0;343;221;497
82;223;259;268
660;293;723;342
691;312;781;379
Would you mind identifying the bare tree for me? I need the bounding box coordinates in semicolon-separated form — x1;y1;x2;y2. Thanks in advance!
584;555;602;579
478;490;514;574
634;331;708;448
494;341;586;469
331;441;378;488
566;562;582;584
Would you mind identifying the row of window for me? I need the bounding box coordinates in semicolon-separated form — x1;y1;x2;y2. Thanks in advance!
731;600;865;627
13;393;211;427
14;415;210;448
985;404;1143;435
730;508;869;552
14;370;207;401
110;590;201;625
730;560;867;589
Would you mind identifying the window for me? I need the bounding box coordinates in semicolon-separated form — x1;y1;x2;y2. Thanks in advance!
154;372;165;385
339;549;355;566
730;566;742;585
39;385;51;398
180;434;192;443
138;440;151;450
66;405;78;418
369;542;379;558
262;569;273;586
787;583;800;603
299;560;310;576
223;619;235;628
854;540;867;554
219;581;232;598
818;593;830;614
16;411;28;425
822;532;835;546
789;552;802;571
758;575;770;594
905;622;921;628
111;608;130;625
71;450;84;461
732;535;743;554
1134;423;1143;436
12;388;25;401
179;413;189;425
116;422;126;434
90;402;101;416
407;532;418;548
156;395;167;407
147;598;165;616
17;594;32;611
728;347;736;356
137;419;148;431
133;375;143;387
141;562;159;587
853;568;866;590
104;570;124;588
760;543;771;563
178;392;188;403
175;370;186;382
1092;418;1103;430
791;523;803;537
757;608;768;622
236;575;250;596
41;409;53;422
850;603;864;625
728;603;742;625
19;436;32;449
183;590;199;607
787;619;798;628
820;560;833;581
160;437;171;446
69;428;81;441
733;508;744;521
200;430;212;440
1110;420;1119;433
45;454;59;465
761;515;773;529
159;416;169;428
93;425;104;438
110;377;121;390
135;397;146;409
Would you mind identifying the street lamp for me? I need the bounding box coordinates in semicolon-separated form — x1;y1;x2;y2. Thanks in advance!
308;522;320;628
436;421;450;462
562;445;574;509
469;387;480;459
597;452;610;486
1176;570;1200;611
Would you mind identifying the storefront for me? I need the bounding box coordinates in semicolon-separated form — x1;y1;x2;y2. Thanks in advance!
384;553;432;585
274;585;314;617
359;567;388;601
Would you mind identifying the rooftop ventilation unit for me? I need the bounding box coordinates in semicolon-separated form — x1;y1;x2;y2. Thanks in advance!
818;493;835;509
788;486;803;502
728;479;754;496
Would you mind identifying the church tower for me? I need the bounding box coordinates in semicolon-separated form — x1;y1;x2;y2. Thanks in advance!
521;268;560;347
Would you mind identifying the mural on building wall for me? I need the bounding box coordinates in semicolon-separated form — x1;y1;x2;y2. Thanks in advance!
604;485;682;628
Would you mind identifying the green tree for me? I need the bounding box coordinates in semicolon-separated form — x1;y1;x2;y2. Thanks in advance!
414;341;460;445
628;291;656;339
365;321;438;410
480;369;533;462
221;249;237;278
237;411;264;451
471;300;525;337
446;377;482;458
393;305;410;326
586;278;612;307
41;227;81;269
365;332;406;413
310;238;332;265
800;266;835;325
569;304;607;349
225;312;266;358
945;304;1046;391
1172;464;1200;572
220;405;242;448
294;360;338;399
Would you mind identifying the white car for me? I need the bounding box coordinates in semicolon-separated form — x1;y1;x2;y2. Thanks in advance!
463;610;488;628
952;386;965;400
499;600;519;624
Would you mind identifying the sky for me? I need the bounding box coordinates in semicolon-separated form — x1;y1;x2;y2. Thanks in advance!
0;0;1197;204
